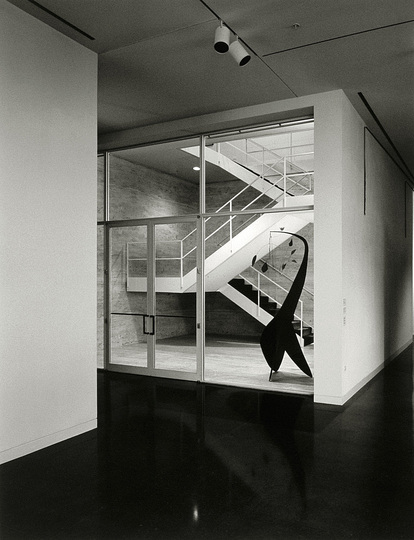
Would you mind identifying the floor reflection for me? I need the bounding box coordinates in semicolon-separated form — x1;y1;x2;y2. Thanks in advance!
97;375;316;539
0;346;413;539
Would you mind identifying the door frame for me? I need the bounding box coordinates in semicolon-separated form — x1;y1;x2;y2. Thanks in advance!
104;215;203;382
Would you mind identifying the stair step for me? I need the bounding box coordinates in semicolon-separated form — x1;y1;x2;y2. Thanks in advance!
229;278;253;293
245;291;257;302
229;278;244;289
229;280;312;343
292;322;312;335
303;335;314;346
265;303;278;315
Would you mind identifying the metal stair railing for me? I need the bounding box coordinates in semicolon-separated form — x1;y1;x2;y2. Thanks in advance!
127;239;195;288
160;155;291;265
237;266;306;340
258;258;314;298
216;139;314;202
203;145;314;251
127;137;314;285
218;138;314;178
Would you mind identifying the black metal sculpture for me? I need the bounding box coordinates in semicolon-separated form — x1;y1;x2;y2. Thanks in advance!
259;231;313;379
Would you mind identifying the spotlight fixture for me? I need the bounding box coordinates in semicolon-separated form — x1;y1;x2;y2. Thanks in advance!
214;21;230;53
229;37;251;66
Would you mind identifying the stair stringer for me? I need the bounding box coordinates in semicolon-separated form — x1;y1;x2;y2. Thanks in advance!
127;197;313;293
219;283;272;325
219;283;307;347
182;146;286;201
202;209;313;292
150;210;312;294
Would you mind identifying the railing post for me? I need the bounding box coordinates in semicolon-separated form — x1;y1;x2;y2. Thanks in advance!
126;242;129;284
300;300;303;341
262;147;264;185
283;156;287;207
257;272;260;317
229;200;233;252
180;239;184;288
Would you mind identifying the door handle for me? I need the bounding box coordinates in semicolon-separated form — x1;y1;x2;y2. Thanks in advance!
143;315;155;335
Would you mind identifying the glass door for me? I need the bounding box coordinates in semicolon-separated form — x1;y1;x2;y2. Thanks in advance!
109;224;149;370
153;220;198;377
107;218;200;381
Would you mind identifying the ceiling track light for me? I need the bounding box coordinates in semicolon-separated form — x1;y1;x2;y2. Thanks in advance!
213;22;251;66
229;37;251;66
214;21;230;53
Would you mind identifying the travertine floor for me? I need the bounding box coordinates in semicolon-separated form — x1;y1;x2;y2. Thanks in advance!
111;334;314;395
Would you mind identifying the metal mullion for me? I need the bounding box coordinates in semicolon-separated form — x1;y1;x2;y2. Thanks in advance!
104;153;110;221
103;152;111;369
104;223;111;368
202;204;314;219
198;135;206;382
147;223;156;370
107;214;198;229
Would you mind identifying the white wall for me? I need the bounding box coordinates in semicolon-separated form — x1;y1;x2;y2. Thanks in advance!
341;94;412;401
314;92;412;404
313;93;345;403
0;1;97;463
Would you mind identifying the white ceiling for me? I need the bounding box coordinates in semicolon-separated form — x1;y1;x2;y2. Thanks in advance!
7;0;414;177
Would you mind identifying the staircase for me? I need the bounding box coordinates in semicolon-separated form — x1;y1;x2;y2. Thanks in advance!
127;204;313;293
228;276;314;346
127;134;314;342
229;277;279;316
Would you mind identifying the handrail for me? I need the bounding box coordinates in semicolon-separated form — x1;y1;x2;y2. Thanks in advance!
258;258;314;298
128;240;194;260
176;142;314;257
239;267;309;338
246;140;313;179
222;139;313;184
204;152;313;248
127;135;314;287
128;239;196;284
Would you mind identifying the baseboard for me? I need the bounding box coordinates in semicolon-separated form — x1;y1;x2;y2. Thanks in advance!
314;338;413;406
313;394;344;406
0;419;97;465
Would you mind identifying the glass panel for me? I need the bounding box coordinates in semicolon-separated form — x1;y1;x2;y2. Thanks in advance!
108;138;200;220
203;214;265;388
97;225;104;368
154;222;197;373
205;123;314;213
97;155;105;221
204;212;314;390
110;225;148;367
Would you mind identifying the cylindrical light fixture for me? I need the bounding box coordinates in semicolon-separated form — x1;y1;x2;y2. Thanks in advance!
229;38;251;66
214;22;230;53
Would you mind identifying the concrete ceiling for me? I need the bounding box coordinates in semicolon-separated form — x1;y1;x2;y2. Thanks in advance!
7;0;414;177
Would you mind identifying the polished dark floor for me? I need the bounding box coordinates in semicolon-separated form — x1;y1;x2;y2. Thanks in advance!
1;347;414;540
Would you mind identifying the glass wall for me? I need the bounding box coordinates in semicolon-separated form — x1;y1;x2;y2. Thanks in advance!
98;120;314;392
97;154;105;368
97;225;105;368
153;221;197;373
109;225;148;368
108;138;200;220
205;124;314;213
203;123;314;390
106;219;198;376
